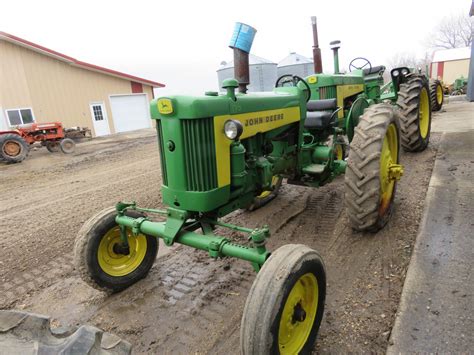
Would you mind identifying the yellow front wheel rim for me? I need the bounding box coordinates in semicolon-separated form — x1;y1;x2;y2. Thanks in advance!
419;87;430;138
258;176;280;199
279;273;319;354
436;84;443;105
379;123;398;216
98;227;148;277
335;144;344;160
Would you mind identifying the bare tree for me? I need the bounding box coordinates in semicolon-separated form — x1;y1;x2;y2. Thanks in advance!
388;51;432;71
427;13;473;49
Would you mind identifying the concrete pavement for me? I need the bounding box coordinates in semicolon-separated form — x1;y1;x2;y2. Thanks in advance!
388;101;474;353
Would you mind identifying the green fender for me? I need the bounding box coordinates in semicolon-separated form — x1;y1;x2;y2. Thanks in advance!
346;97;370;142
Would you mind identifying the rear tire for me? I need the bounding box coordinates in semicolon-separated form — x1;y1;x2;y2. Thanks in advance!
397;75;431;152
429;79;444;112
0;134;29;163
60;138;75;154
345;103;402;232
241;244;326;355
74;207;158;293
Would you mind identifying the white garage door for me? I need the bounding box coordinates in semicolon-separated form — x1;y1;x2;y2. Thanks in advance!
110;94;151;133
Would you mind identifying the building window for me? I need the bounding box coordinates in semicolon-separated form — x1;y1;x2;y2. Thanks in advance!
6;108;35;126
92;105;104;121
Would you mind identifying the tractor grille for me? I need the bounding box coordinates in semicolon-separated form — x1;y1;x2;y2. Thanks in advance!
156;121;168;185
181;118;218;191
319;86;337;99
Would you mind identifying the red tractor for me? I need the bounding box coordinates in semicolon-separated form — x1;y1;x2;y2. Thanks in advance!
0;122;79;163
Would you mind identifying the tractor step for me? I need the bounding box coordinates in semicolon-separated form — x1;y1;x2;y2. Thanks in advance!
302;163;326;175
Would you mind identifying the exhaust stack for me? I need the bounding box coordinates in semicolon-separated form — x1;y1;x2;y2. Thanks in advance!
229;23;257;94
330;40;341;74
311;16;323;74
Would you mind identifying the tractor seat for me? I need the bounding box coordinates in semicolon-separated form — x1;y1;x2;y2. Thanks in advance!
304;98;337;130
363;65;385;76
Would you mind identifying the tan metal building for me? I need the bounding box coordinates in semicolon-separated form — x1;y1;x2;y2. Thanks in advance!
430;47;471;85
0;31;164;136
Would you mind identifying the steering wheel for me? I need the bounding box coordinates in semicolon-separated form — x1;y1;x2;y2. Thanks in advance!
275;74;311;102
349;57;372;73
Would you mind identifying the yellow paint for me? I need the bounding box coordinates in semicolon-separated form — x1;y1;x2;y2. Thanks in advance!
97;227;148;277
419;88;430;138
278;273;319;354
157;98;173;114
308;76;317;84
214;106;300;187
336;84;364;118
379;123;402;216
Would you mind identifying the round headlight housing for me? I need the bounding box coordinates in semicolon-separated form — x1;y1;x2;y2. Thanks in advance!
224;120;243;140
401;68;409;75
392;70;400;77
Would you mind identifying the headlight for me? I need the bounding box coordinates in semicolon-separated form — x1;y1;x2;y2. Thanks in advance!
224;120;243;140
393;70;399;77
401;68;409;75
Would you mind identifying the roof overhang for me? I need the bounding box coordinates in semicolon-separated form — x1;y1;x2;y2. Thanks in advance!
0;31;165;88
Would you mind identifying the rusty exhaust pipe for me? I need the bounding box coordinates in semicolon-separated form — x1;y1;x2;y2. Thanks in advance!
311;16;323;74
229;23;257;93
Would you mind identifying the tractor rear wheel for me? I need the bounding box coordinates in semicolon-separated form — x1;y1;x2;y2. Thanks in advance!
397;75;431;152
46;141;60;153
247;176;283;211
429;79;444;112
241;244;326;355
74;207;158;293
60;138;75;154
0;134;29;163
345;103;402;232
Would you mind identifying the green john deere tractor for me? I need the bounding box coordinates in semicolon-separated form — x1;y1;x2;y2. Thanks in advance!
74;24;430;354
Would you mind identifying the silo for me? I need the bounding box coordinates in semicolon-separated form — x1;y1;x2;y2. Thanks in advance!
277;52;314;78
217;54;277;92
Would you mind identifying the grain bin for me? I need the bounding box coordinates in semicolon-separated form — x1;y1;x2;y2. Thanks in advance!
217;54;277;92
277;52;314;78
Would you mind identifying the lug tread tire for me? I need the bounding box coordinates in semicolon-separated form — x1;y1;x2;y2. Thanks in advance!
74;207;158;293
397;74;431;152
0;134;29;163
240;244;326;355
429;79;443;112
345;103;400;232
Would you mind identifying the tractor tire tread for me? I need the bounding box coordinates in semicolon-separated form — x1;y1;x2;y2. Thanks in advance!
240;244;326;354
429;79;443;112
345;103;400;232
0;134;29;163
397;74;431;152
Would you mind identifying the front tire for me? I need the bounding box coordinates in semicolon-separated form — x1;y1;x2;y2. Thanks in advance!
397;75;431;152
345;103;402;232
241;244;326;355
74;207;158;293
60;138;75;154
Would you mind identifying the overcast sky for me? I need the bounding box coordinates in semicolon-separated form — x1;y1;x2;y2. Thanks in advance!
1;0;471;96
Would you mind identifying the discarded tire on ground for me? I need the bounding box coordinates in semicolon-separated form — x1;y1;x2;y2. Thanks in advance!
0;310;132;354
